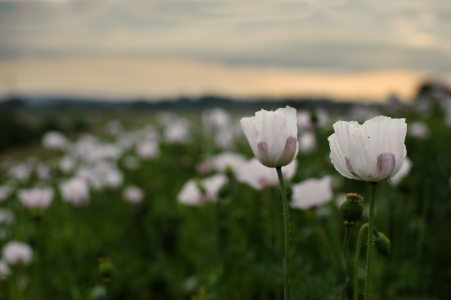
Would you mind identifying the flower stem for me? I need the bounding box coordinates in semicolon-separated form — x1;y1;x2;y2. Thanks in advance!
276;167;290;300
354;223;369;300
364;182;377;300
341;225;351;300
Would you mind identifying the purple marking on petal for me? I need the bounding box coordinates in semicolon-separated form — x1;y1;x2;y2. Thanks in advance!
258;141;268;157
345;157;357;177
277;136;297;166
376;152;396;174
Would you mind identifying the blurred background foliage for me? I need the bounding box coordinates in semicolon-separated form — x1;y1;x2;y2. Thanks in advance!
0;82;450;300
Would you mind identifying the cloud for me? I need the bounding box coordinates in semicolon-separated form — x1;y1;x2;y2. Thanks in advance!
0;0;450;72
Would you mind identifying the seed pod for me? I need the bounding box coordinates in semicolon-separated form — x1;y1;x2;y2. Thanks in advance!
99;258;113;282
375;233;391;257
340;193;364;222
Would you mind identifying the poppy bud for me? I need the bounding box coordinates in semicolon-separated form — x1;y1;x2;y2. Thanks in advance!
340;193;363;224
375;232;391;257
99;257;113;283
224;166;234;181
195;178;207;195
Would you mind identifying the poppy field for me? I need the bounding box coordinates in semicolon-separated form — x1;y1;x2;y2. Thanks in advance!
0;85;451;300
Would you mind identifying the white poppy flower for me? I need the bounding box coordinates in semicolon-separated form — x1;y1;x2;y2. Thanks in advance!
202;108;230;133
235;158;297;190
0;260;10;279
328;116;407;182
408;122;429;140
105;170;123;189
60;156;76;174
164;119;191;143
299;132;317;153
178;174;228;206
42;131;68;150
2;241;33;266
211;152;246;174
60;177;90;206
9;164;32;182
105;120;123;136
136;140;159;159
36;163;53;181
18;187;53;210
123;186;144;204
291;176;332;210
0;186;12;203
241;106;298;168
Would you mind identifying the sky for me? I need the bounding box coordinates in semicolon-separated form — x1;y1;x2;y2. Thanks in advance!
1;0;451;102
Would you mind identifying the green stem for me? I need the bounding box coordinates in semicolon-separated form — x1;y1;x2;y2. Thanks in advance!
354;223;369;300
276;167;291;300
341;225;352;300
364;182;377;300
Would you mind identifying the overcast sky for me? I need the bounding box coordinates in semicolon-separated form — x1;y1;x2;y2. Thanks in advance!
1;0;451;72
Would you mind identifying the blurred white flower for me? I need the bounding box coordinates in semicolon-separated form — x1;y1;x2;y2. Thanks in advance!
241;106;298;168
215;130;234;149
18;187;53;210
182;276;199;293
9;164;32;182
408;122;429;140
123;186;144;204
299;132;317;153
36;163;53;181
296;110;328;130
328;116;407;182
0;186;12;203
211;152;246;174
291;176;333;209
157;111;178;126
136;140;159;159
196;159;213;176
2;241;33;266
42;131;68;150
202;108;230;133
390;157;412;184
60;177;90;206
0;260;10;279
60;156;76;174
0;209;14;226
122;155;140;170
235;158;297;190
178;174;228;206
164;119;191;143
141;125;160;141
105;170;123;189
105;119;123;136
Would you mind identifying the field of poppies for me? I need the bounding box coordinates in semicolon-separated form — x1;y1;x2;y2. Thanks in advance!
0;85;451;300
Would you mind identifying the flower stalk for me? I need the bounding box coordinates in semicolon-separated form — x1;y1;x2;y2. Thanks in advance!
276;167;291;300
364;182;377;300
354;223;369;300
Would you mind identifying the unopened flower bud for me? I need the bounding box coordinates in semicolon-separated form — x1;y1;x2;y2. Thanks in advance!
224;166;234;181
375;232;391;257
195;178;207;195
340;193;364;224
98;257;113;283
